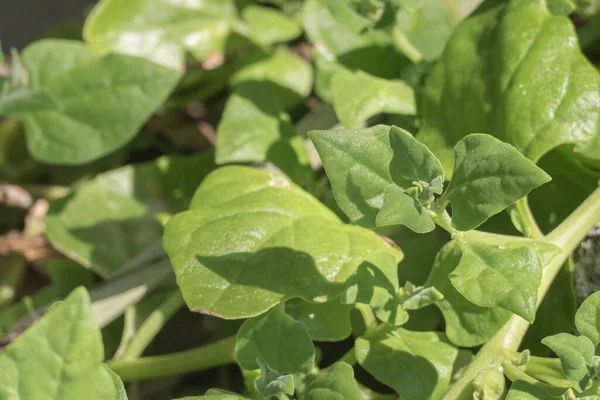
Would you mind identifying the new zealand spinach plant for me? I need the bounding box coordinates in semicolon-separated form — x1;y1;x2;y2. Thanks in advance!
1;0;600;399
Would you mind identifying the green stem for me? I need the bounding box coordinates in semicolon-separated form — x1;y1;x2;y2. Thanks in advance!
338;347;357;366
514;197;544;240
391;26;423;64
120;290;185;360
444;186;600;400
430;209;455;235
107;335;236;382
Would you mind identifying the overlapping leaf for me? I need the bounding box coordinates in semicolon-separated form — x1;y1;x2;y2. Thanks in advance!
310;125;444;229
417;0;600;175
301;362;363;400
0;287;127;400
425;241;511;347
285;299;352;342
46;152;214;277
542;333;595;392
355;328;458;400
236;305;315;373
164;166;402;319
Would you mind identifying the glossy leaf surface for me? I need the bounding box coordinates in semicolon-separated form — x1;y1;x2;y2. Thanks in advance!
164;166;402;319
235;305;315;373
418;0;600;175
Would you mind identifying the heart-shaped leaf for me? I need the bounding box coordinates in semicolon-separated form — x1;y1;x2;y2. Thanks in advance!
331;69;416;129
309;125;443;228
301;362;363;400
442;134;551;231
450;239;543;322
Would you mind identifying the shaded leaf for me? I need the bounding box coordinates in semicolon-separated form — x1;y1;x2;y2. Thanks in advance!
505;380;554;400
450;239;542;322
310;125;443;228
46;152;214;277
425;241;511;347
256;360;296;398
301;362;363;400
342;250;408;326
236;305;315;373
285;299;352;342
355;328;458;400
215;81;311;183
164;166;401;319
376;186;435;233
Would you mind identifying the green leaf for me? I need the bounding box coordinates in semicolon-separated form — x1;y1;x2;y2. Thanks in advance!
355;328;458;400
285;299;352;342
309;125;444;228
0;287;127;399
229;48;313;110
417;0;600;175
216;68;312;183
84;0;238;70
576;291;600;348
164;166;402;319
376;186;435;233
176;389;251;400
15;40;179;164
324;0;373;33
342;250;408;326
242;6;302;47
395;0;456;60
46;153;214;277
331;69;416;129
425;241;511;347
236;305;315;373
301;362;363;400
541;333;595;391
505;380;554;400
256;360;296;398
442;134;551;231
450;239;542;322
